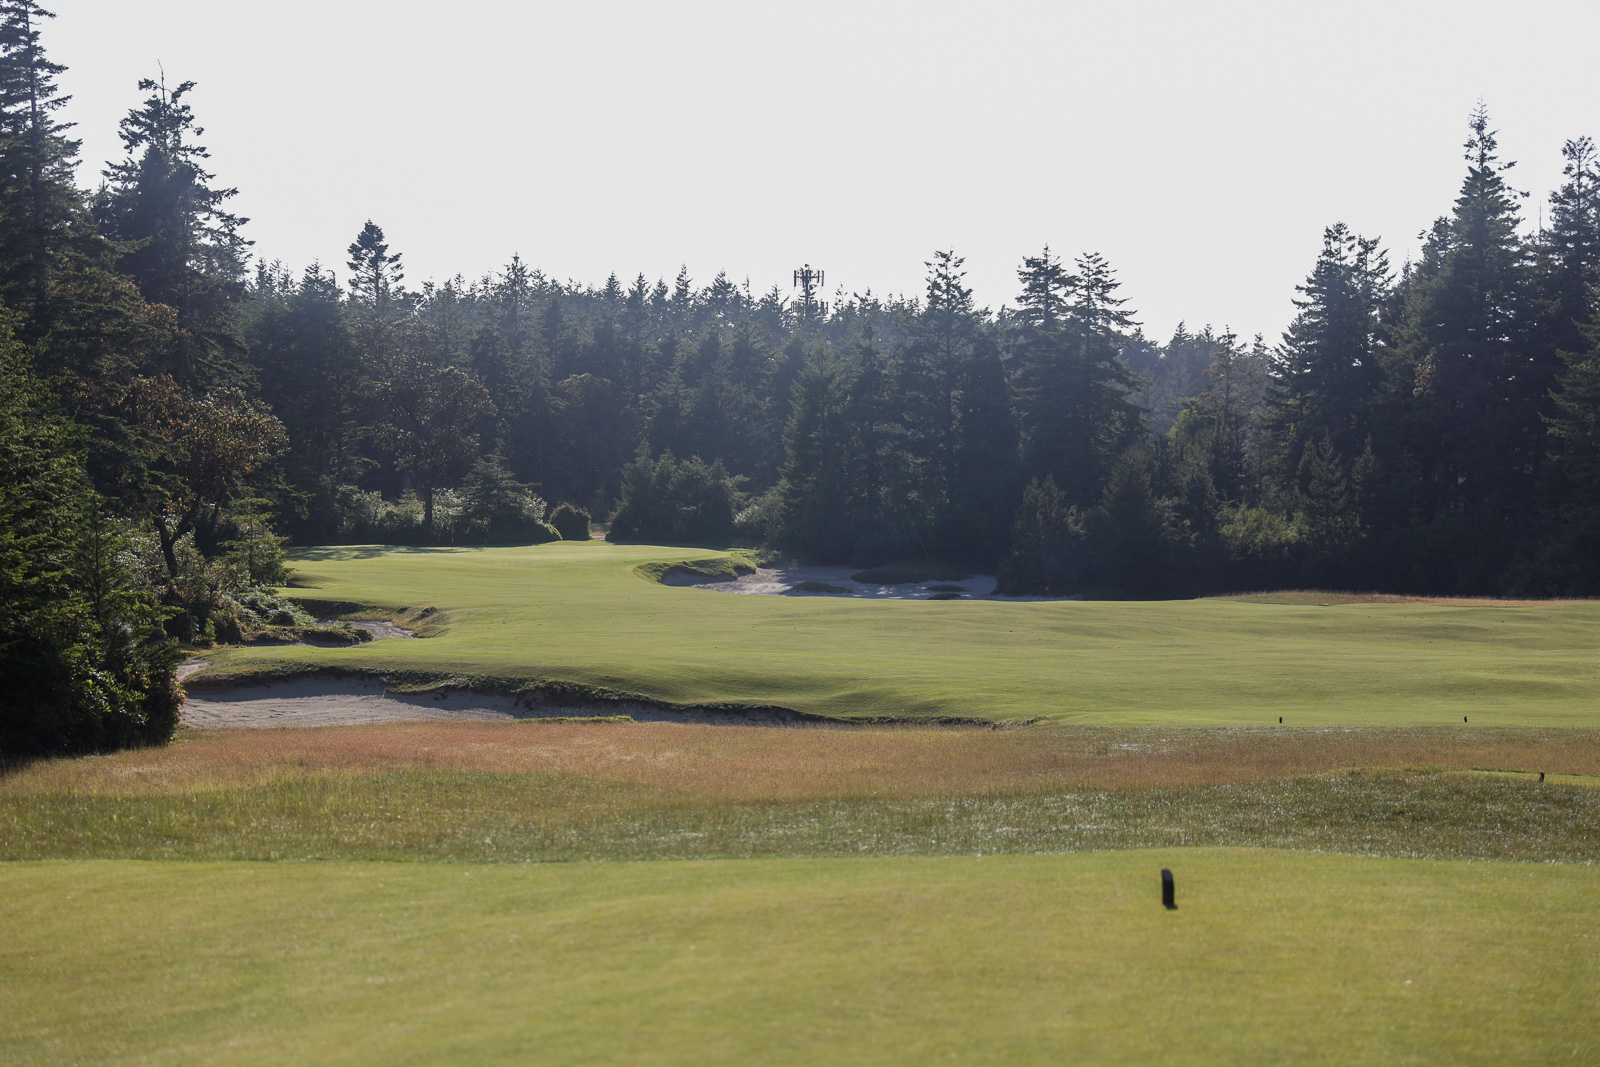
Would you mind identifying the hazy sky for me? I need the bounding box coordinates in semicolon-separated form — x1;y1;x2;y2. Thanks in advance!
47;0;1600;343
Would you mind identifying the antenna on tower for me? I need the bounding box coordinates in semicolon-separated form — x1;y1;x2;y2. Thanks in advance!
793;263;825;322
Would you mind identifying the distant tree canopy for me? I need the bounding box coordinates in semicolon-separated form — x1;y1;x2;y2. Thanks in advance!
5;1;1600;757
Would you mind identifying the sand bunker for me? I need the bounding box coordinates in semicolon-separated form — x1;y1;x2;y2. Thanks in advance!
180;679;813;729
675;564;1003;599
182;679;521;728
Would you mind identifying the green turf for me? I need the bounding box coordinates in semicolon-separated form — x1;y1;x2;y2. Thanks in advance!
2;850;1595;1065
197;542;1600;726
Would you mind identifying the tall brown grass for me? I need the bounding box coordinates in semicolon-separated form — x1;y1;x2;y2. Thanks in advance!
6;723;1597;801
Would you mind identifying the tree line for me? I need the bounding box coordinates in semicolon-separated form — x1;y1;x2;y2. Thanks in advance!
2;0;1599;755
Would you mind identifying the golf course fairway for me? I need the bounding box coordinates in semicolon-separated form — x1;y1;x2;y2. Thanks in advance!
196;541;1600;727
3;850;1595;1065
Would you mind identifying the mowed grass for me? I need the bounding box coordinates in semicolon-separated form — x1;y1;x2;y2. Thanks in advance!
197;541;1600;726
4;851;1597;1065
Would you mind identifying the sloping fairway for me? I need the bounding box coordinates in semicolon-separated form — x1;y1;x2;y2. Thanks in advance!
198;542;1600;726
3;851;1596;1065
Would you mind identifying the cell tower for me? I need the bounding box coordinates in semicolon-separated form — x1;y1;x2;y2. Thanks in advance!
793;263;825;322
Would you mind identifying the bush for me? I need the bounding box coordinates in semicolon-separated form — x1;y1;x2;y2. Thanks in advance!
1;345;179;758
733;487;781;545
549;503;592;541
608;451;737;546
458;455;555;544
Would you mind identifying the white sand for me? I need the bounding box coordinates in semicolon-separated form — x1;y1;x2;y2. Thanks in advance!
181;678;521;728
676;564;999;598
180;679;811;729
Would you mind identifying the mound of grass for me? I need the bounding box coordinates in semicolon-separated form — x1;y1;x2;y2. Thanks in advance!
925;591;964;600
634;553;758;584
851;561;971;584
192;542;1600;727
794;580;852;594
4;851;1597;1064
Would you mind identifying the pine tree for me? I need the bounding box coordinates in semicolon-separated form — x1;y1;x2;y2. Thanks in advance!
941;336;1020;567
1010;247;1142;506
901;250;980;515
0;0;79;324
1537;136;1600;360
1271;223;1391;478
1399;104;1539;546
244;262;366;532
344;219;407;360
1544;320;1600;591
95;75;249;385
777;351;857;560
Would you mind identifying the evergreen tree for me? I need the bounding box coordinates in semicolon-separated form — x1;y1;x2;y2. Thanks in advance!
1099;444;1169;596
344;219;407;362
901;250;981;518
1397;104;1541;577
1544;320;1600;591
244;262;366;536
995;475;1082;595
1011;247;1142;506
95;75;248;385
1271;224;1391;477
1537;136;1600;361
941;337;1019;567
1;335;179;756
0;0;79;324
777;351;857;560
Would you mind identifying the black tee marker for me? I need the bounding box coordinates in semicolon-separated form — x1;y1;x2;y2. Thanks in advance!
1161;868;1176;910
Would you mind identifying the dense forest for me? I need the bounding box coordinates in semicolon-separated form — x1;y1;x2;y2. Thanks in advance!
3;0;1600;755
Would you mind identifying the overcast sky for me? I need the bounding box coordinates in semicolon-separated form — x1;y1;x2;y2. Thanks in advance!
47;0;1600;343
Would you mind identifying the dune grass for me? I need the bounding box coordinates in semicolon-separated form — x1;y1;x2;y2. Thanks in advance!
4;851;1597;1065
9;722;1600;800
193;541;1600;727
6;723;1600;864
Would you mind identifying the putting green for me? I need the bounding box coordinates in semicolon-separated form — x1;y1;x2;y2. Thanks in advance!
2;850;1595;1065
199;542;1600;726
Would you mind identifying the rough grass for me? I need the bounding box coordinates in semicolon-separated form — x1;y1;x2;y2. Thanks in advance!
189;542;1600;727
9;722;1600;800
6;725;1600;864
4;851;1597;1065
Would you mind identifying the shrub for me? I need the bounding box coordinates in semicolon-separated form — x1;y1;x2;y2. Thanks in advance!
608;451;736;546
549;503;592;541
459;454;553;544
0;346;179;758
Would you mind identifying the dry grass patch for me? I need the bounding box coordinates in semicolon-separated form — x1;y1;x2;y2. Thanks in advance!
8;722;1600;801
